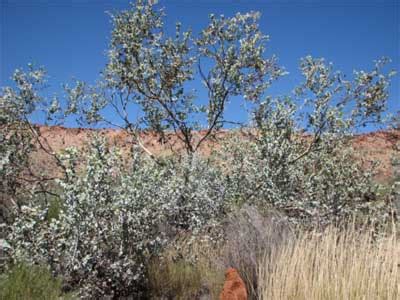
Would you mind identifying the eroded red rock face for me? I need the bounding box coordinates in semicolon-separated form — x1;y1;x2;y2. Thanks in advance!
352;130;400;182
31;126;400;183
219;268;247;300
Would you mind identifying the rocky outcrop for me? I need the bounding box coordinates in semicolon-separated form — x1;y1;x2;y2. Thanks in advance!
31;126;400;184
219;268;247;300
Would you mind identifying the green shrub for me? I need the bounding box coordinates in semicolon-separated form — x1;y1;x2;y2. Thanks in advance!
45;198;63;222
148;259;202;300
0;263;68;300
8;139;227;298
148;236;224;300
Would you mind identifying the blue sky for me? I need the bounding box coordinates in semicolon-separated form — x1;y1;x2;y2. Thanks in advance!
1;0;399;128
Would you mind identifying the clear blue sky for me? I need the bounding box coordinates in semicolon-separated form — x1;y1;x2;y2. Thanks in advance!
1;0;399;128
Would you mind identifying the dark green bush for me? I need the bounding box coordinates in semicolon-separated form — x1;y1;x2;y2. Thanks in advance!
0;263;73;300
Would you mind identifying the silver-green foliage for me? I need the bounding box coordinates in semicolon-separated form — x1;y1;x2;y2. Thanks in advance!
218;54;394;226
2;0;397;297
0;67;43;202
8;138;226;298
0;65;64;223
221;130;384;227
64;0;285;153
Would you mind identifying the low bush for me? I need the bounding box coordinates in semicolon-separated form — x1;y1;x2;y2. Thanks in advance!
148;236;224;300
0;263;75;300
7;139;227;298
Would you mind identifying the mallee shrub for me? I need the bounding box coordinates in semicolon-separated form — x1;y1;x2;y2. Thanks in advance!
1;0;398;298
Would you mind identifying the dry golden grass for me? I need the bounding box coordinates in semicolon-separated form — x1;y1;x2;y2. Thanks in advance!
258;226;400;300
148;235;224;299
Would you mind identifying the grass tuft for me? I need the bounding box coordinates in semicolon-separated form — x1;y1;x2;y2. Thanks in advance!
0;263;75;300
258;226;400;300
148;236;224;299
